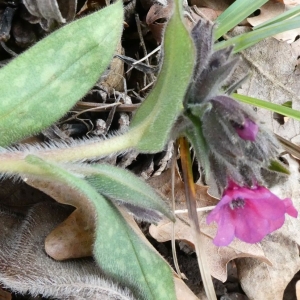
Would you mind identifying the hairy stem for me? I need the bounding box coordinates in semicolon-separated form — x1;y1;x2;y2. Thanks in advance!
0;128;141;175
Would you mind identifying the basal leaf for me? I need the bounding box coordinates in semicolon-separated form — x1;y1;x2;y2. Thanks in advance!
0;1;123;147
83;163;175;222
24;155;176;300
129;0;194;152
94;199;176;300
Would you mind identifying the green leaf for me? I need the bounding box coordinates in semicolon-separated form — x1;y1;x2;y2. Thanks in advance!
215;0;268;40
215;15;300;53
0;1;123;147
232;93;300;121
93;198;175;300
24;155;176;300
80;163;175;222
253;5;300;30
268;160;290;175
282;101;292;108
129;0;195;152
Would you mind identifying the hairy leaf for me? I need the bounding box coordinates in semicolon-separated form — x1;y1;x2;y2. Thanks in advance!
129;0;194;152
0;201;134;300
24;155;176;300
0;1;123;147
83;163;174;222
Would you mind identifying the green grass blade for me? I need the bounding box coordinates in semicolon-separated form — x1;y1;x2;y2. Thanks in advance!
0;1;123;147
215;15;300;53
233;93;300;121
25;155;176;300
254;5;300;30
215;0;268;40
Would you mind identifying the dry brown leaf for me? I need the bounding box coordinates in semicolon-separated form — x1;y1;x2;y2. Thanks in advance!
232;26;300;143
146;1;173;44
147;168;217;208
296;280;300;299
150;214;270;282
236;234;300;300
282;0;300;7
189;0;233;11
191;6;222;22
25;178;95;260
45;207;94;259
0;287;12;300
23;0;77;31
173;276;200;300
101;42;124;93
247;2;300;43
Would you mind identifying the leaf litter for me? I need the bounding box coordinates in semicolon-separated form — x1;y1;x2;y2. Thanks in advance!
1;0;300;299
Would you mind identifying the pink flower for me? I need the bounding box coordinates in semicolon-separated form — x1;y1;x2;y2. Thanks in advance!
232;118;258;141
207;182;298;246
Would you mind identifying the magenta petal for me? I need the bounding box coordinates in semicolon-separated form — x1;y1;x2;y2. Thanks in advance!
283;198;298;218
207;183;298;246
268;216;285;233
212;208;235;246
249;197;286;220
234;201;270;243
235;118;258;141
207;195;232;224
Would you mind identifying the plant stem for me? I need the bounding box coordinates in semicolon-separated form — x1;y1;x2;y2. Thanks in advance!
0;129;141;174
179;136;217;300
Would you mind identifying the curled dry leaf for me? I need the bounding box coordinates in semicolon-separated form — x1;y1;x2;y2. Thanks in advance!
147;170;270;282
247;2;300;43
23;0;77;22
25;177;95;260
146;1;173;43
100;42;125;94
0;200;135;300
23;0;77;30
